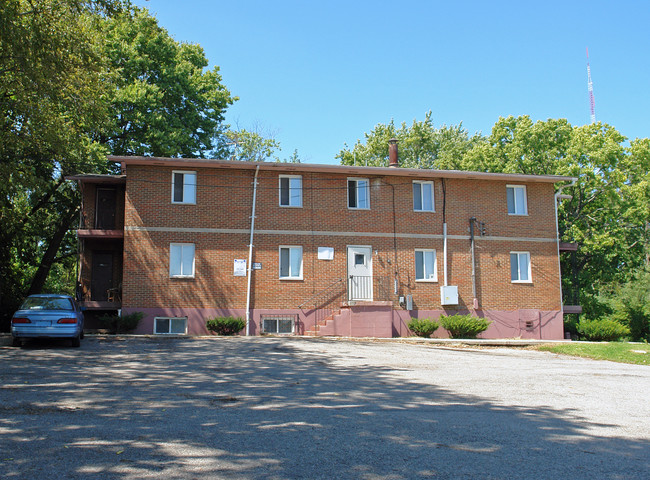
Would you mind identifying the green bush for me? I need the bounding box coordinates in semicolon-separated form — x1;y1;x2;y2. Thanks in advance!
206;316;245;335
440;314;491;339
407;318;439;338
99;311;144;334
577;318;630;341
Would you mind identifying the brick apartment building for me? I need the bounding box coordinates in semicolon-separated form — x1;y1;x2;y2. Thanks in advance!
69;148;577;339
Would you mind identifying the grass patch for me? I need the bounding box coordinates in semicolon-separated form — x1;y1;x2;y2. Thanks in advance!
537;342;649;365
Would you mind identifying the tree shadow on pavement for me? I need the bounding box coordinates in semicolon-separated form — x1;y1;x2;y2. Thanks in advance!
0;336;648;479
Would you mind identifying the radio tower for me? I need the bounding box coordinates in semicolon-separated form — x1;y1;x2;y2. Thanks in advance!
586;47;596;123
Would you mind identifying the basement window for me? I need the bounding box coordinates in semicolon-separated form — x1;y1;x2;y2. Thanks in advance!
154;317;188;335
261;315;296;334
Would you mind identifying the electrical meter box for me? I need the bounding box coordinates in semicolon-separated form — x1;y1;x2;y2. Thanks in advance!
440;286;459;305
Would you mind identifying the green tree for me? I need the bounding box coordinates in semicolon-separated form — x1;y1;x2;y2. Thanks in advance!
99;7;236;158
337;111;484;169
0;0;121;327
0;2;237;327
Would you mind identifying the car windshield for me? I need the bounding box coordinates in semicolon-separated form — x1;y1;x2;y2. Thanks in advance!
20;297;73;311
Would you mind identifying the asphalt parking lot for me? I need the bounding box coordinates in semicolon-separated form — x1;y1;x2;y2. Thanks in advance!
1;336;648;479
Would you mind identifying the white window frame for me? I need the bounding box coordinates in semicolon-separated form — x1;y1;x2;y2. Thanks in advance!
510;251;532;283
279;246;303;280
415;249;438;282
506;185;528;215
261;315;296;334
154;316;188;335
171;170;197;204
170;243;195;278
413;181;435;212
279;175;303;207
347;178;370;210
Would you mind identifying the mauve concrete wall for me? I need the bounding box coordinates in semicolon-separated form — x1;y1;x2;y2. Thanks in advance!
124;306;563;339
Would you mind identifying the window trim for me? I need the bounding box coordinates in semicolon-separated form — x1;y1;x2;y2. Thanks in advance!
413;181;435;212
415;248;438;282
169;243;195;278
278;175;303;208
510;251;532;283
279;245;303;280
347;177;370;210
506;184;528;216
171;170;197;205
261;314;296;334
154;316;188;335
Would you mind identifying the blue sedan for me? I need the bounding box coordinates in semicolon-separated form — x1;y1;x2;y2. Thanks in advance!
11;294;84;347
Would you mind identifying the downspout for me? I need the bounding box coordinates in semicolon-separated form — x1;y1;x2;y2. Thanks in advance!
470;217;477;308
554;178;577;322
245;165;260;336
442;179;448;286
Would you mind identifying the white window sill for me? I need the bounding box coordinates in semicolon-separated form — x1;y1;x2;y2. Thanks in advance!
348;207;371;211
416;278;438;283
279;204;303;208
414;209;436;213
170;275;195;279
507;213;528;216
279;277;303;281
511;280;532;284
171;202;197;205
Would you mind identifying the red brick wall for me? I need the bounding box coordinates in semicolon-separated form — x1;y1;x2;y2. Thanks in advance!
122;165;561;312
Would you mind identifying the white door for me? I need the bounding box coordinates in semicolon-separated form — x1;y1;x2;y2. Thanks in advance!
347;246;373;301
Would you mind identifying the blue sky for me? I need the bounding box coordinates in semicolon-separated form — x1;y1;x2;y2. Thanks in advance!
134;0;650;164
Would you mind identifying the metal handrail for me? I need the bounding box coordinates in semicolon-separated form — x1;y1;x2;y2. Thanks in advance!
298;278;344;309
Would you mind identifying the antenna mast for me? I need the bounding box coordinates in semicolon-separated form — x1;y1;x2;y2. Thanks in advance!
586;47;596;123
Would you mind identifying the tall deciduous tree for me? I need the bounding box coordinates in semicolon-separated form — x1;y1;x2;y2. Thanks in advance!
337;111;484;169
99;7;236;158
0;2;237;327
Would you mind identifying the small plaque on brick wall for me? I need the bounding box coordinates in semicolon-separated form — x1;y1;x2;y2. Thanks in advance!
253;262;262;270
318;247;334;260
233;259;246;276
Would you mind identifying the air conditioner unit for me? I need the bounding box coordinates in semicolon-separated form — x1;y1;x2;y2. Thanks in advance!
440;286;459;306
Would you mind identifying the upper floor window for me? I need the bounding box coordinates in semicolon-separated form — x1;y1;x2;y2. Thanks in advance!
172;171;196;204
348;178;369;209
413;181;434;212
506;185;527;215
279;175;302;207
415;249;437;281
279;246;303;280
170;243;195;278
510;251;531;283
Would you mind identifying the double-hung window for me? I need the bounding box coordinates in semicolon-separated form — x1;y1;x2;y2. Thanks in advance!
506;185;527;215
279;246;303;279
413;181;434;212
172;171;197;204
279;175;302;207
170;243;195;278
348;178;369;209
415;249;437;281
510;252;531;283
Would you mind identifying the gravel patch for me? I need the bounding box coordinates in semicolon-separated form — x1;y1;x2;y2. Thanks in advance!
0;336;648;479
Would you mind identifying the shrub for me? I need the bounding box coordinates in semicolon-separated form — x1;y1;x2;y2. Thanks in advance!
99;311;144;334
407;318;439;338
440;314;491;339
577;318;630;342
206;316;245;335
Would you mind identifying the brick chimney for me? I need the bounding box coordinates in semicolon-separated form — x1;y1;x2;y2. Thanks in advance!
388;138;399;168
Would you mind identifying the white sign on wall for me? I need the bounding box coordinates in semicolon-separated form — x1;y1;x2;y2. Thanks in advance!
233;259;247;276
318;247;334;260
